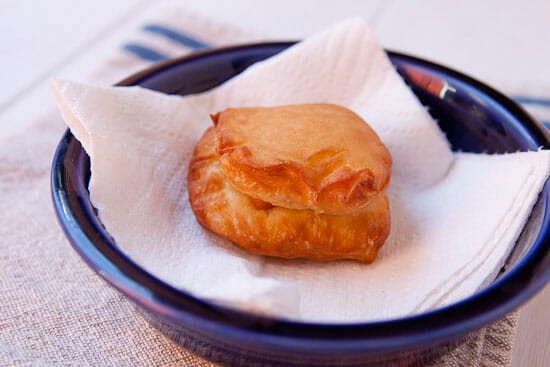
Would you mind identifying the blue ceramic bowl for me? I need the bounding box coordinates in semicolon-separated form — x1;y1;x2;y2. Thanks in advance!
51;43;550;366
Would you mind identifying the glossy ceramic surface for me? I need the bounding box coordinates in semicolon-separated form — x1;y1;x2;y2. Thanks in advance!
51;43;550;366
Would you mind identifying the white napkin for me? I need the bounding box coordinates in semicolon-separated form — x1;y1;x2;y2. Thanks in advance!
50;18;550;322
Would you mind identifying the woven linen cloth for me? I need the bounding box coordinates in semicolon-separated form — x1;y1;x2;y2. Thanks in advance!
0;5;527;366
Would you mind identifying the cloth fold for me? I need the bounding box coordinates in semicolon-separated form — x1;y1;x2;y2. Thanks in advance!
0;5;543;366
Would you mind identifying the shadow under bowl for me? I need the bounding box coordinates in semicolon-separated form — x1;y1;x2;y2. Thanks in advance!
51;42;550;366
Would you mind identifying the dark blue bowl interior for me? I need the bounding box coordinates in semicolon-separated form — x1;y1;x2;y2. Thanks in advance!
51;43;550;364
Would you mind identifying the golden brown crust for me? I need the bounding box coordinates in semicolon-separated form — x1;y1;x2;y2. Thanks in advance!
212;104;391;215
188;127;390;262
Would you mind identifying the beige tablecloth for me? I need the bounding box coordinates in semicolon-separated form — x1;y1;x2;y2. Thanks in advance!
0;6;521;366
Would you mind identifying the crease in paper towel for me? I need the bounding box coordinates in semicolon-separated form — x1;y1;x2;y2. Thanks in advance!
412;158;549;312
50;18;550;322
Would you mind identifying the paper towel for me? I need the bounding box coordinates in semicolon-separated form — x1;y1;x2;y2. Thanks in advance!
50;18;550;322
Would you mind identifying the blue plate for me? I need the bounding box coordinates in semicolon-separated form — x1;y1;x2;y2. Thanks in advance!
51;43;550;366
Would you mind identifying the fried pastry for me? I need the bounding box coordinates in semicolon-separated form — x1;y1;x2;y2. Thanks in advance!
212;104;391;215
188;104;392;262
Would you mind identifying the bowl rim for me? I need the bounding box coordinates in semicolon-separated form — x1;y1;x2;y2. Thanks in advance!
51;42;550;354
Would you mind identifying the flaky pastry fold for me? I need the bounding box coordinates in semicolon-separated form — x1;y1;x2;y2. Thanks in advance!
212;104;391;215
188;127;390;262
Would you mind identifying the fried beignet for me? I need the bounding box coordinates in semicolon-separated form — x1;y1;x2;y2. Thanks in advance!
188;126;391;263
211;104;391;215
